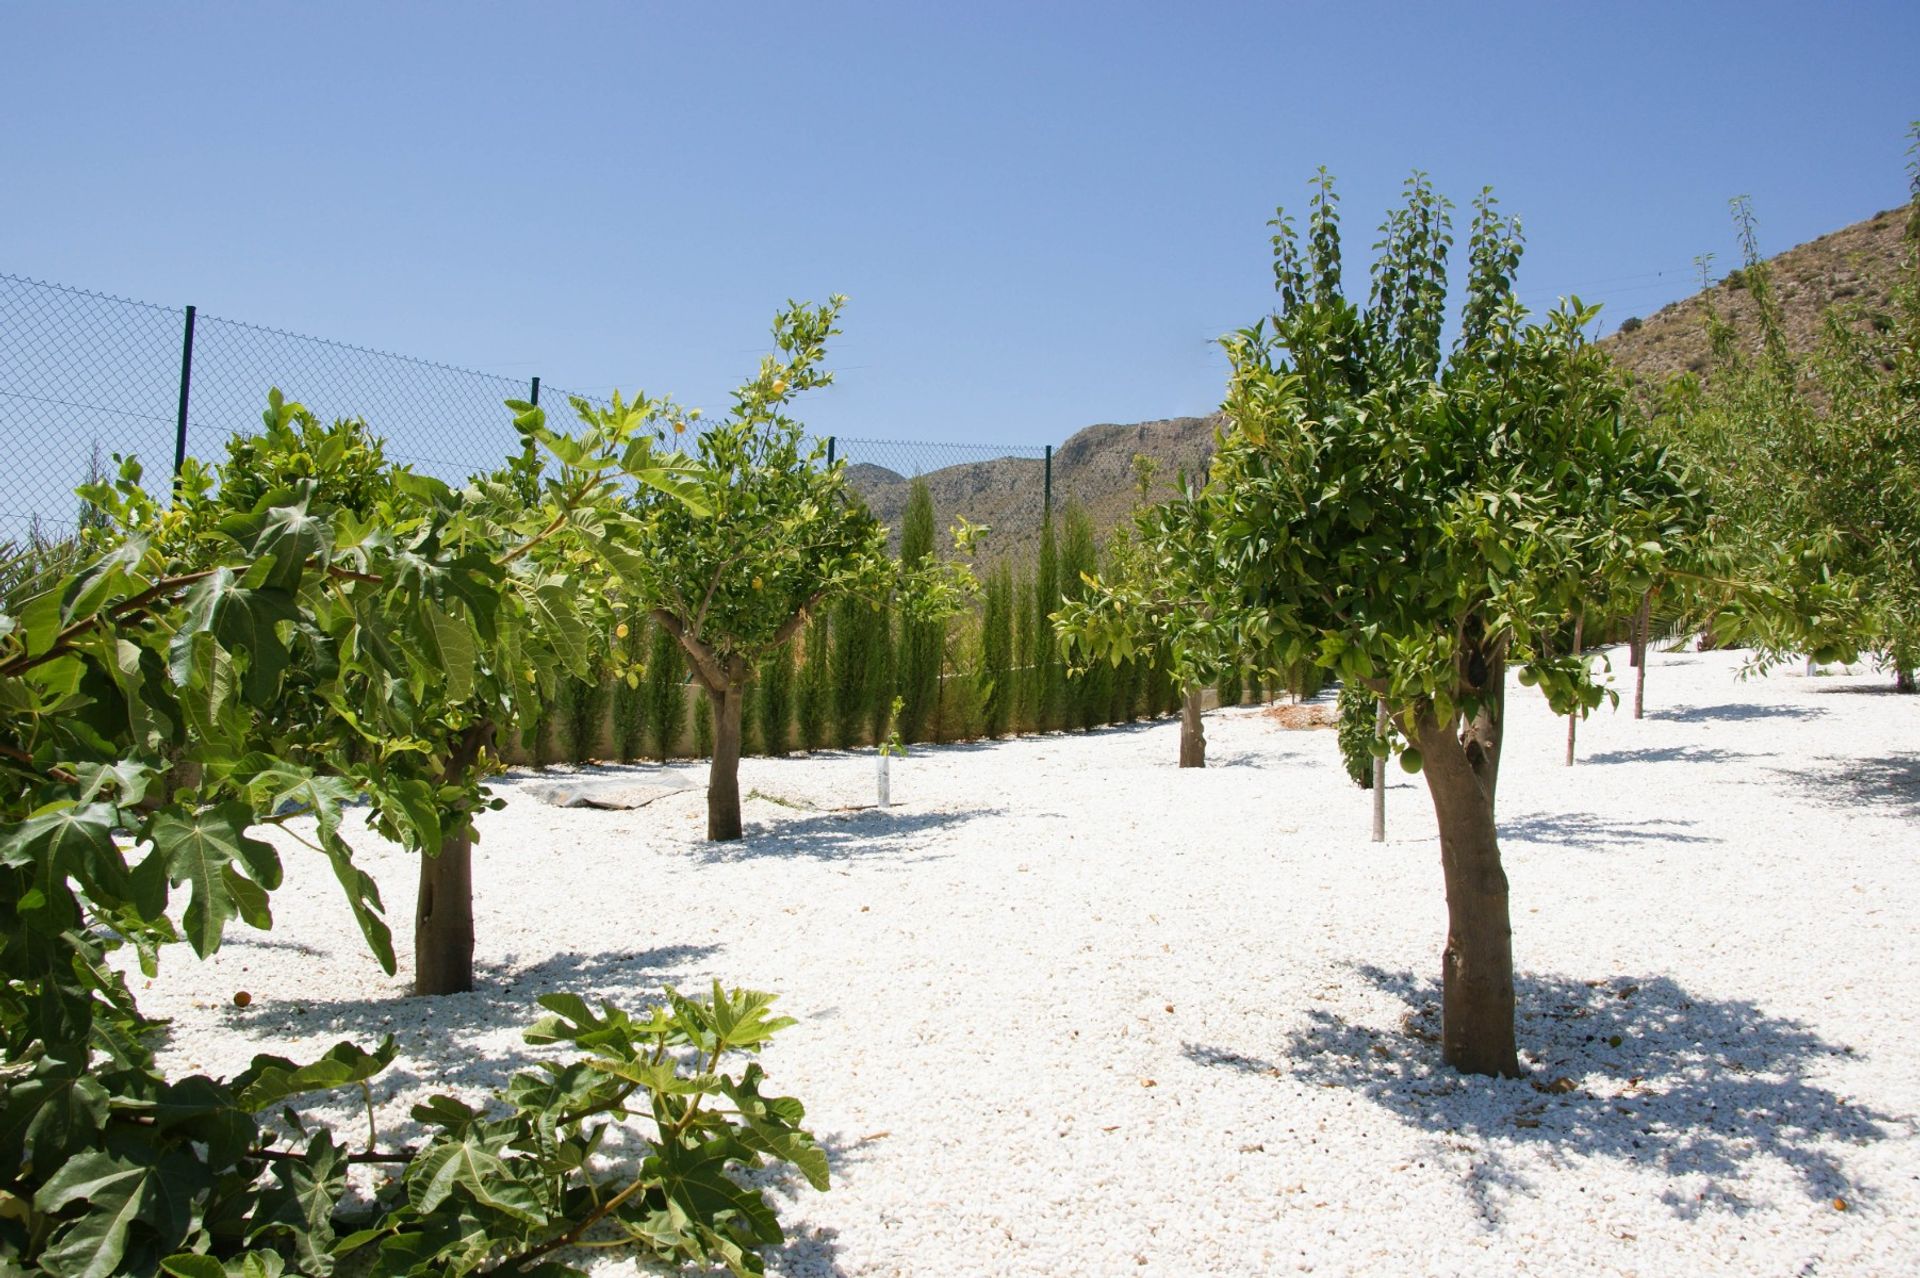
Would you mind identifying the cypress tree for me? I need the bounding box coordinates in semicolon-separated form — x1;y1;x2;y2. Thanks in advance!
612;621;648;761
1034;512;1062;730
1059;502;1102;728
759;645;794;757
981;560;1014;737
830;594;871;748
564;661;608;762
796;616;831;751
1011;567;1036;732
866;601;896;747
896;479;942;743
693;693;714;759
646;622;687;760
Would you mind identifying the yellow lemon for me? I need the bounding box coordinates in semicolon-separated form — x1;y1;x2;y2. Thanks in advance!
615;622;630;639
752;576;763;590
771;378;788;395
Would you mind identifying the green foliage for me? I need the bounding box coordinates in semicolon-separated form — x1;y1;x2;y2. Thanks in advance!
1616;316;1643;335
979;561;1014;737
895;480;942;744
829;594;876;748
1216;171;1698;733
1217;666;1243;708
2;400;826;1274
693;692;714;759
794;617;830;752
645;624;687;760
1658;136;1920;675
611;619;649;762
1010;567;1036;733
607;299;889;706
562;659;609;762
1032;514;1062;730
864;605;895;748
1057;503;1104;729
757;646;793;757
1055;480;1260;717
1336;682;1378;789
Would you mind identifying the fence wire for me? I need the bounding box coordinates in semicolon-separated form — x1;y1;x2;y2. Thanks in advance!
0;272;613;544
2;269;1084;554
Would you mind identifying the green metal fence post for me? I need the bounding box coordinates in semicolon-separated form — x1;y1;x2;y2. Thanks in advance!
529;376;541;406
1043;443;1052;515
172;305;196;489
826;436;835;466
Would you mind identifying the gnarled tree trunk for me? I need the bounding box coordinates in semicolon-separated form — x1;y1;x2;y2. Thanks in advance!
1412;643;1520;1078
414;720;494;996
706;682;747;840
1178;686;1206;767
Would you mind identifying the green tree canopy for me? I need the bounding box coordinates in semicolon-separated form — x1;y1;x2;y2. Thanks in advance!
1213;172;1701;1076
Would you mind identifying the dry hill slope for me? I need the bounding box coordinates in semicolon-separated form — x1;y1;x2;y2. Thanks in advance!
1598;203;1909;386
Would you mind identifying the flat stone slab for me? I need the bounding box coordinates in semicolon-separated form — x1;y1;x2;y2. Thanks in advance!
528;780;692;810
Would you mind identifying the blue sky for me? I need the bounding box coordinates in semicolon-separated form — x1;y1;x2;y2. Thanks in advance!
4;1;1915;448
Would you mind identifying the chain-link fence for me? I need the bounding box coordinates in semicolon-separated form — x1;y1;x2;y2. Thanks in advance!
3;270;1202;557
0;272;610;543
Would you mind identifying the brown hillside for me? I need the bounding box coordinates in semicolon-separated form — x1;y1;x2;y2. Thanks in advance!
1598;204;1909;387
846;414;1222;567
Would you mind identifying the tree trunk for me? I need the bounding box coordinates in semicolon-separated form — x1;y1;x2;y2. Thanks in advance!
1897;666;1916;694
1565;612;1584;767
415;828;475;996
1370;698;1387;843
1178;686;1206;768
707;683;746;841
1413;647;1520;1078
1633;592;1652;720
414;721;493;997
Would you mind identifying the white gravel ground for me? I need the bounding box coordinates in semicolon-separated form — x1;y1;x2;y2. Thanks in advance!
129;646;1919;1277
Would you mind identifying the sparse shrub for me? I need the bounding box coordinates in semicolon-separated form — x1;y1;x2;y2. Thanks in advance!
1617;315;1643;335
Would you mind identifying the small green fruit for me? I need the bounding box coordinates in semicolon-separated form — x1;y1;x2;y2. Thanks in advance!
1399;747;1423;774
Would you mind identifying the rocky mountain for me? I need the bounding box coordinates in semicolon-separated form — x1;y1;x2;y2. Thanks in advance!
845;414;1222;566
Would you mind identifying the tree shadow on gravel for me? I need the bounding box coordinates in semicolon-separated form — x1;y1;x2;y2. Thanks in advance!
1185;964;1898;1222
1580;744;1762;766
1775;752;1920;820
1650;702;1826;723
1501;811;1717;848
696;806;999;865
211;943;723;1102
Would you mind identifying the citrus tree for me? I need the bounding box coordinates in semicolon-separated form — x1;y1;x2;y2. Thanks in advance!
1055;479;1259;767
1659;135;1919;683
1213;173;1699;1077
605;299;949;840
